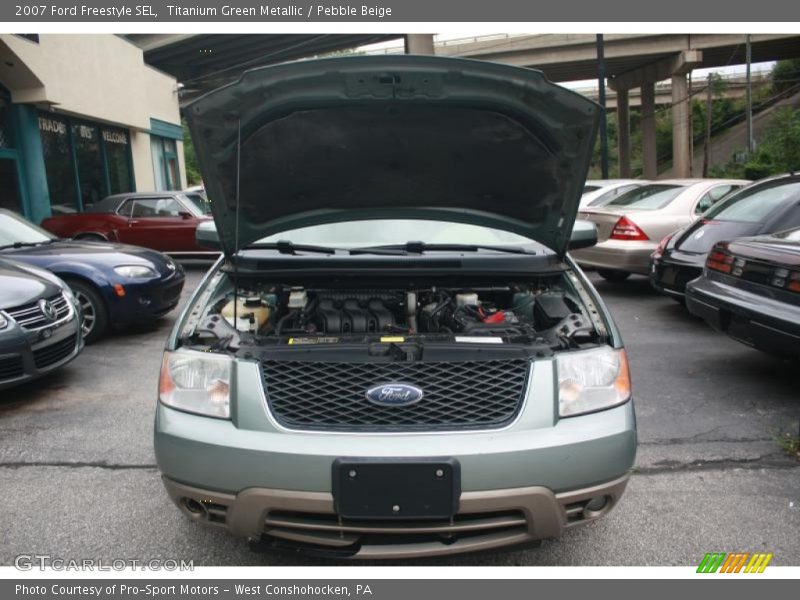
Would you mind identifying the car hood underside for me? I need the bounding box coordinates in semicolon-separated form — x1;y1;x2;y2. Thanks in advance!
185;55;600;257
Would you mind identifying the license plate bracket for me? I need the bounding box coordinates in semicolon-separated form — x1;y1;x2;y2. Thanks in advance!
332;458;460;520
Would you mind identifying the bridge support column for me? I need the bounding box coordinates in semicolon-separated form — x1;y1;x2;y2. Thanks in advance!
405;34;435;55
616;89;631;178
671;73;692;177
641;82;658;179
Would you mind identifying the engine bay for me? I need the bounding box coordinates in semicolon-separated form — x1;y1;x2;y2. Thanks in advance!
184;273;603;353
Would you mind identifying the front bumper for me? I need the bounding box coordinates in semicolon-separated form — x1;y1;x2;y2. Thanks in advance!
572;240;655;275
155;353;636;556
107;269;185;326
686;276;800;356
161;473;630;558
0;312;83;390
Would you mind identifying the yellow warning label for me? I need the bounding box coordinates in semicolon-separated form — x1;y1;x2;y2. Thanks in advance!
379;336;405;343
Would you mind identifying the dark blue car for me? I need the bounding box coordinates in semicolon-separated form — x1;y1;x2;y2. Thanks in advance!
0;209;185;343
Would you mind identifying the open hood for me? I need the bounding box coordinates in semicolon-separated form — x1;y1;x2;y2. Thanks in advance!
186;55;600;257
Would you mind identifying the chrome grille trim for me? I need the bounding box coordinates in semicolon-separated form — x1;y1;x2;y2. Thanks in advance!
6;292;73;331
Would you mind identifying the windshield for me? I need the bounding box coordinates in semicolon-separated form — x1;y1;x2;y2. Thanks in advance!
0;211;56;246
604;184;684;210
704;180;800;223
583;185;601;194
256;220;537;249
771;227;800;242
178;193;209;216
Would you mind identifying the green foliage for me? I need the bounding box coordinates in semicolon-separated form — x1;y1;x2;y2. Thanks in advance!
707;107;800;179
181;119;203;186
771;58;800;94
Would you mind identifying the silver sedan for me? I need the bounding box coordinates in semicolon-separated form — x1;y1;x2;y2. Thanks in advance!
572;178;749;281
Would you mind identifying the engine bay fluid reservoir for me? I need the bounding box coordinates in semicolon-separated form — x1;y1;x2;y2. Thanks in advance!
221;296;271;332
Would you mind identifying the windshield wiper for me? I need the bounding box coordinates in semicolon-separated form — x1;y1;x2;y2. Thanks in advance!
0;240;57;251
243;240;338;255
349;241;535;256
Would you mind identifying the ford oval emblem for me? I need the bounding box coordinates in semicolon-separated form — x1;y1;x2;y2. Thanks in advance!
366;383;424;407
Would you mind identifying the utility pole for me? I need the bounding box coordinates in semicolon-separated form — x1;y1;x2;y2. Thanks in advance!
596;34;609;179
746;34;754;158
703;74;713;177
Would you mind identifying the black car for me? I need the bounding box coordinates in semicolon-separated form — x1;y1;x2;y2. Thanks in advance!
650;174;800;298
686;228;800;357
0;209;186;343
0;257;83;390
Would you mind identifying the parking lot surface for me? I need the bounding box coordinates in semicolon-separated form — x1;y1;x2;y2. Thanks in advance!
1;265;798;566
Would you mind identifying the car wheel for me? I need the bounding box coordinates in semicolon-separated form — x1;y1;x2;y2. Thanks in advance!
597;269;631;282
67;280;109;343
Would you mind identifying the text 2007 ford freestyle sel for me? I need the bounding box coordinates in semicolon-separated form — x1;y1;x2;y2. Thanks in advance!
154;56;637;558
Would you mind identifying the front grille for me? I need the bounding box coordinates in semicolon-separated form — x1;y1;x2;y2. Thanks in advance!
262;359;530;432
263;509;528;551
33;334;77;369
0;355;24;381
6;293;71;330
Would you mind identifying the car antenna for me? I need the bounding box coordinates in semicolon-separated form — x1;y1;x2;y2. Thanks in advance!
233;117;242;330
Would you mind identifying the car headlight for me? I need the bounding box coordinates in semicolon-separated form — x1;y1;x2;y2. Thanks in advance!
114;265;157;278
558;346;631;417
158;350;232;419
0;313;8;330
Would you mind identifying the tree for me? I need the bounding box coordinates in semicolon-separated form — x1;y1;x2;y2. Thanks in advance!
181;119;202;186
771;58;800;94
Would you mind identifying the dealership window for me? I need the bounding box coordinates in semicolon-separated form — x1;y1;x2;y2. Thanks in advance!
151;136;180;191
72;122;105;209
39;114;77;214
103;128;133;195
38;112;133;213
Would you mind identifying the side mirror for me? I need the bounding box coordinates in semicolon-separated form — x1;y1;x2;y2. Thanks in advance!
569;220;598;251
195;220;221;249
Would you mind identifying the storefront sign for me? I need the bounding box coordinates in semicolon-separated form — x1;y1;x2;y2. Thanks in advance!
38;117;66;135
77;124;94;140
102;130;128;144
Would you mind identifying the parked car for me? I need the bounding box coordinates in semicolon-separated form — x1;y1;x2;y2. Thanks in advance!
0;209;186;343
154;56;636;558
573;179;748;281
651;174;800;298
0;257;83;390
579;179;644;208
41;191;215;257
686;227;800;357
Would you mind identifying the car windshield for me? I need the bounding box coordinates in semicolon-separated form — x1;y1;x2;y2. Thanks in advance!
703;180;800;223
0;211;56;246
771;227;800;242
604;184;684;210
255;219;538;249
583;184;601;194
178;193;209;216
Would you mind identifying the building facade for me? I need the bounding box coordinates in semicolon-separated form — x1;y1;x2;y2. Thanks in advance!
0;34;187;224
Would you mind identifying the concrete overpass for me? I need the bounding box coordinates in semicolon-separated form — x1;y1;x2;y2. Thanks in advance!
579;72;772;109
371;34;800;178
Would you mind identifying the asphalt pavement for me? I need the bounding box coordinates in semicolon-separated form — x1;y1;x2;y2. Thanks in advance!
1;265;798;566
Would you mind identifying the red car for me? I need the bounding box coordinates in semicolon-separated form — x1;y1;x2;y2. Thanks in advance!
41;192;215;256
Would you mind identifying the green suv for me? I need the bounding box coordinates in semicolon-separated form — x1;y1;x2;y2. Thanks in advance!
154;56;637;559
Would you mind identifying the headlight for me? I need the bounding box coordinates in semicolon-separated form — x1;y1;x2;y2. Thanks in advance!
0;313;8;330
114;265;157;278
158;350;232;419
558;346;631;417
